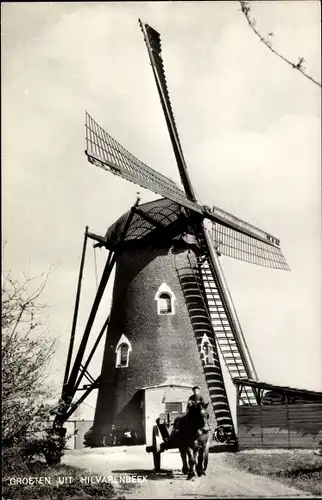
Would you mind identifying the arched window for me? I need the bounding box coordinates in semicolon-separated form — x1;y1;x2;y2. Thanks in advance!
115;334;132;368
155;283;176;316
119;344;129;367
201;334;214;365
159;293;172;314
203;342;209;356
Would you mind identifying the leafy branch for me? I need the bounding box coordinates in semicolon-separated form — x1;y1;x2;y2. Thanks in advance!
239;0;321;88
2;266;58;447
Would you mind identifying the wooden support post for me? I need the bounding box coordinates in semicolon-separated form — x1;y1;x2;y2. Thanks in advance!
74;421;77;450
255;388;261;405
285;392;290;449
63;252;116;402
67;199;139;392
80;365;95;385
65;376;101;421
259;389;263;447
236;383;240;438
74;315;110;392
62;226;89;391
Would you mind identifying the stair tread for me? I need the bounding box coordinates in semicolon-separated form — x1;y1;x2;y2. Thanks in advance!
180;258;256;412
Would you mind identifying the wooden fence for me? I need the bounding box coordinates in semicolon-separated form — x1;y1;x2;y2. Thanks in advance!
237;403;322;449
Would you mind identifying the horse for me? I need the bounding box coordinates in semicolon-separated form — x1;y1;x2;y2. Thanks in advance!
171;402;210;480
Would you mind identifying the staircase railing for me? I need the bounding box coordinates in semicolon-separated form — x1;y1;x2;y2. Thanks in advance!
174;252;237;442
193;232;257;405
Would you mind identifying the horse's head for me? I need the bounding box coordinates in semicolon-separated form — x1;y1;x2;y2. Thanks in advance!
200;402;209;424
188;401;209;429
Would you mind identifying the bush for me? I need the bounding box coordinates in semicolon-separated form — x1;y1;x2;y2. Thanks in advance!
21;427;69;467
1;267;70;470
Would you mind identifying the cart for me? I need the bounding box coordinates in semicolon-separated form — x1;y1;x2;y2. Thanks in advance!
146;411;185;472
146;412;238;471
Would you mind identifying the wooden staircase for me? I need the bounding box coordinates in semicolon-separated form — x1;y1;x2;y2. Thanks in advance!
198;257;257;406
176;255;236;436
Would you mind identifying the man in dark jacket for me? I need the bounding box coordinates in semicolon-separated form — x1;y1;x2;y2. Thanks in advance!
186;386;206;412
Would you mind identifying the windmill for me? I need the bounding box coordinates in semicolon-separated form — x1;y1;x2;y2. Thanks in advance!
55;20;290;447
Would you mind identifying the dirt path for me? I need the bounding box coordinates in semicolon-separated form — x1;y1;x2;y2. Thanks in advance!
63;446;313;498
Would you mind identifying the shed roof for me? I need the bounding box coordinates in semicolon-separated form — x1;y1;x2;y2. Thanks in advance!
143;383;193;391
233;377;322;400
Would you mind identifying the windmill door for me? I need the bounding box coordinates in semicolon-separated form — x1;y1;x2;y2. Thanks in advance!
143;385;192;445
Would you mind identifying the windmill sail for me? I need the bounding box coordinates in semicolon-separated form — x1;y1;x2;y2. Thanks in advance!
139;19;195;200
137;19;290;272
85;113;289;271
85;112;203;214
211;221;290;270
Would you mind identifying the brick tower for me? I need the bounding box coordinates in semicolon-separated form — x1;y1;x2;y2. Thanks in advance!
89;198;232;445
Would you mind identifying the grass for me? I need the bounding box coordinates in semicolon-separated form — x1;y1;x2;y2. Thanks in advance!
226;449;322;497
2;462;116;500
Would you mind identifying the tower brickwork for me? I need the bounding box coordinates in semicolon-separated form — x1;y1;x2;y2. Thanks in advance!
91;230;231;444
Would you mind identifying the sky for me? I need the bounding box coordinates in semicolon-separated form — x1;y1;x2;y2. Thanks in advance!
2;1;321;420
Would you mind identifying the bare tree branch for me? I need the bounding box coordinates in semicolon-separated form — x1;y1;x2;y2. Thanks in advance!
2;265;58;447
239;0;321;88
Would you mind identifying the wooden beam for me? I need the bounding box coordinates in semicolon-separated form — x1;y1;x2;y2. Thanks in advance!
62;226;89;390
133;206;165;230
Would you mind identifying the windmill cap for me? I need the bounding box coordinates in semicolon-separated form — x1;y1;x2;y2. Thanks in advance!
103;198;184;248
192;386;200;391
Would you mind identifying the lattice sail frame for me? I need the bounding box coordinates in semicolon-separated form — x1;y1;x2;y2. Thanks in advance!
85;111;290;271
85;112;201;214
211;223;290;270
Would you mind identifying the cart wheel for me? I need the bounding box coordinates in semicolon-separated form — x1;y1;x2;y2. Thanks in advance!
152;425;162;472
214;426;226;443
102;436;109;447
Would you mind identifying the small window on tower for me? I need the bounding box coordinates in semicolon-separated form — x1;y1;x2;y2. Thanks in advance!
115;334;132;368
203;342;209;356
201;333;214;366
159;293;172;314
119;344;128;367
155;283;176;316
